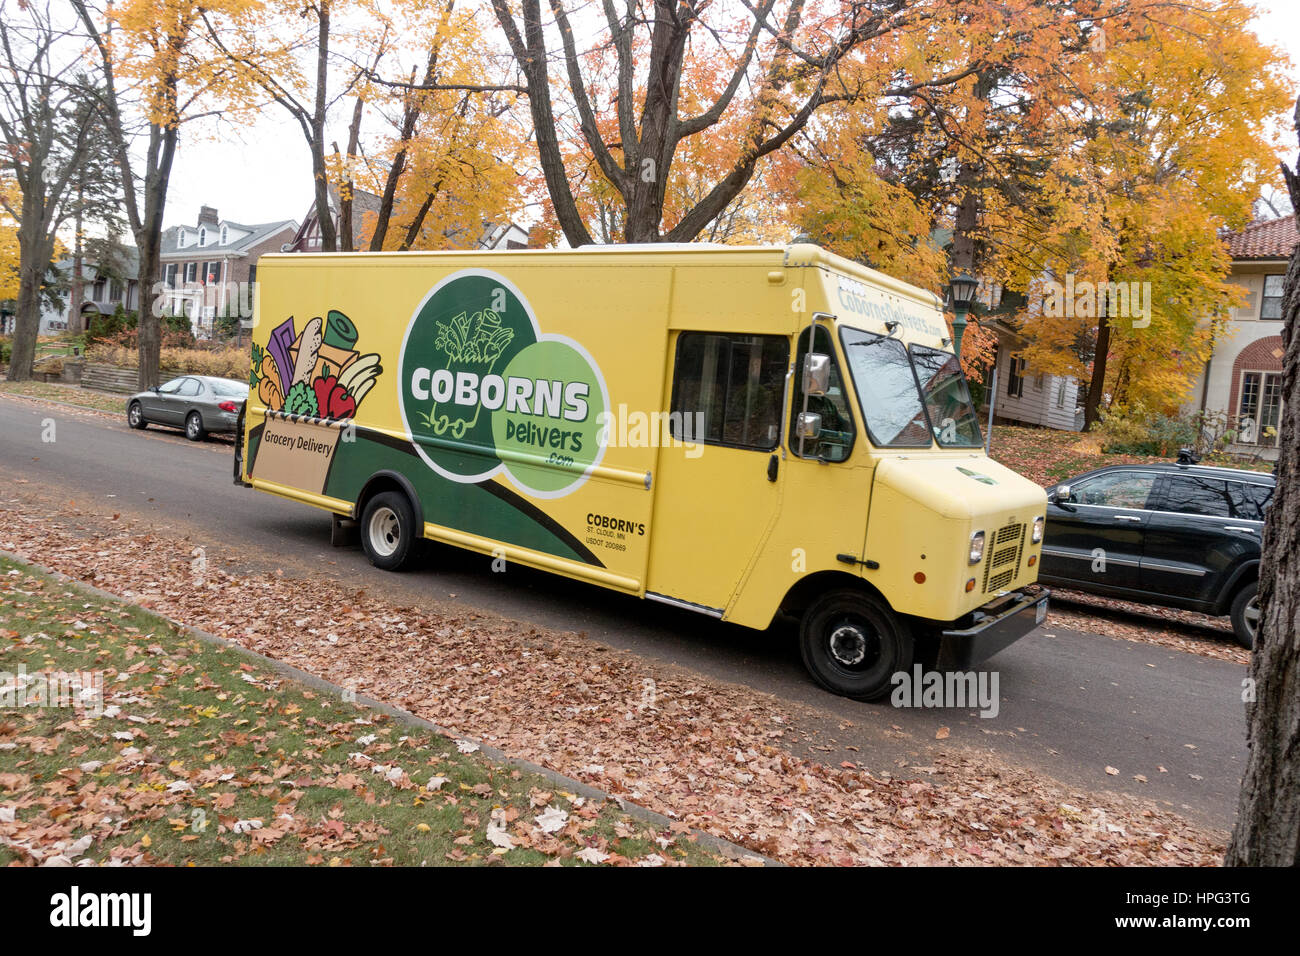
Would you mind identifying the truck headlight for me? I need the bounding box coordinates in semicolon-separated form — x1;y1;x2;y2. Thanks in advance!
969;530;985;565
1032;516;1044;543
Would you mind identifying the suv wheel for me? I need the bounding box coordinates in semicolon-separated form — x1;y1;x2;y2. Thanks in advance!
1229;582;1259;650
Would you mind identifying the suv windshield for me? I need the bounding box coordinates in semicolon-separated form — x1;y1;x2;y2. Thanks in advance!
838;327;932;446
908;343;982;447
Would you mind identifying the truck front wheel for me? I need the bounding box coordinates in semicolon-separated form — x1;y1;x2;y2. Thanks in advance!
360;491;417;572
799;589;912;701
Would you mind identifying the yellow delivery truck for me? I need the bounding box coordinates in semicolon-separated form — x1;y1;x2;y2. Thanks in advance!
236;242;1048;700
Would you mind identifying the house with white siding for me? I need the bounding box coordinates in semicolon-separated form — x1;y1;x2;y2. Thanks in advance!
972;280;1082;431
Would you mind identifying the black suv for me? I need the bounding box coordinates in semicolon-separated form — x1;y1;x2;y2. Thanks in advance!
1040;459;1273;648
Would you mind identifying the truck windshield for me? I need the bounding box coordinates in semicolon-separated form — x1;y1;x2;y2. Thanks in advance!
908;344;983;447
838;327;932;446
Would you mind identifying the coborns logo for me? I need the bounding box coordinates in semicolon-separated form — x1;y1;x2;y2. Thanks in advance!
399;270;609;497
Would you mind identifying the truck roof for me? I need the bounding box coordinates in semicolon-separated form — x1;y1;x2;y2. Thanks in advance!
258;242;946;313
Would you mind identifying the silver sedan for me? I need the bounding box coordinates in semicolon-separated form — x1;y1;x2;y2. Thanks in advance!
125;375;249;441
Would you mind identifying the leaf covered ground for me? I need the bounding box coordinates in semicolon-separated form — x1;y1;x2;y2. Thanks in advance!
0;558;732;867
0;381;128;415
0;493;1227;867
987;423;1272;486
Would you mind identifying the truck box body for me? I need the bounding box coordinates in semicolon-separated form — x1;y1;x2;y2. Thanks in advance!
239;243;1048;697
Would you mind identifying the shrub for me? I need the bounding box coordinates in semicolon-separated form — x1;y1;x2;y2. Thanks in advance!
1095;403;1197;457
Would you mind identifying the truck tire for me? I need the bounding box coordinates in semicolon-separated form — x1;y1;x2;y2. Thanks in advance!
1229;581;1260;650
360;491;417;572
799;589;912;701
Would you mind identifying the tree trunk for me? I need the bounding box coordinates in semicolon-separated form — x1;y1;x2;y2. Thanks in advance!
7;255;46;382
1225;102;1300;865
1083;310;1110;431
7;195;56;381
69;192;85;336
310;1;337;253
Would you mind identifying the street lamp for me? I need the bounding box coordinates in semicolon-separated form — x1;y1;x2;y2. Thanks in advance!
948;273;978;360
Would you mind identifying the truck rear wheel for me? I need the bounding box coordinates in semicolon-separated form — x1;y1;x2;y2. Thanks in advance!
360;491;417;571
799;589;912;701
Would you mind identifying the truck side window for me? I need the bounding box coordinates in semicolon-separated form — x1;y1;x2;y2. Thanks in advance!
670;332;788;451
790;325;856;461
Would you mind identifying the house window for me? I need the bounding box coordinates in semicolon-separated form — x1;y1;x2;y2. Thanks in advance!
1238;371;1283;446
164;263;178;286
184;262;197;283
1055;378;1067;408
203;261;221;284
220;225;228;245
248;264;257;286
1262;275;1285;320
1006;355;1026;399
199;227;207;247
178;230;186;248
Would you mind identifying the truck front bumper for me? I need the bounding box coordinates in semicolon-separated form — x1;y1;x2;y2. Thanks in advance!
935;586;1050;671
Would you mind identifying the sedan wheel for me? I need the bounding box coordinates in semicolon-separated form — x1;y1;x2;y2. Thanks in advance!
185;411;206;442
127;402;146;429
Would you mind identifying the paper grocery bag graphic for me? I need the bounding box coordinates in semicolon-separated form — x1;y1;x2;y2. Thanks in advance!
253;416;343;494
250;308;382;495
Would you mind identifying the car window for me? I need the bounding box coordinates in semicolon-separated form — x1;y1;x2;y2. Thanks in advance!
176;378;203;397
1071;471;1157;509
1161;475;1233;518
211;379;249;398
1226;481;1273;521
157;377;186;394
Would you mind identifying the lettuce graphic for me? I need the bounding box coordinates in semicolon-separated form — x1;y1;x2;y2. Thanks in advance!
285;380;319;417
434;309;513;366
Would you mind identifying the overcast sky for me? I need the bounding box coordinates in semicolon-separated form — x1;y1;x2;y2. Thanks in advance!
162;1;1300;233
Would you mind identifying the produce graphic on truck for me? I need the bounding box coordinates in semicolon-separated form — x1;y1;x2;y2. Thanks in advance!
236;243;1050;701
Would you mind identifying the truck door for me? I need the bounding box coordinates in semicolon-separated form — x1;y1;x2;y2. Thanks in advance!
645;332;789;612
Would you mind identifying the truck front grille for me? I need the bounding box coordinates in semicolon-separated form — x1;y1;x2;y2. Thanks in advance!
983;521;1025;594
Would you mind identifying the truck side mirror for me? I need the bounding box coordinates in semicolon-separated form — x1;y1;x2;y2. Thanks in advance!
1054;484;1071;504
795;411;822;440
802;353;831;396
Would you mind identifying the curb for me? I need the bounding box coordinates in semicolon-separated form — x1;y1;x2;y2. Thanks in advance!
0;547;778;867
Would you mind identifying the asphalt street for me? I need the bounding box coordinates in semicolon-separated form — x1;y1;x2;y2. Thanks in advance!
0;394;1250;829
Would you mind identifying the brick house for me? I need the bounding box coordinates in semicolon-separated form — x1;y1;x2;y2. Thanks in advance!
1183;216;1299;460
160;206;297;337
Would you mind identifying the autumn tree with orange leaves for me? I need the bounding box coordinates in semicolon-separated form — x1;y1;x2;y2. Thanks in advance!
490;0;987;246
784;0;1289;418
74;0;263;387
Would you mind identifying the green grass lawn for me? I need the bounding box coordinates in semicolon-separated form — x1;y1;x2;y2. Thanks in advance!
0;556;727;866
0;380;127;414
